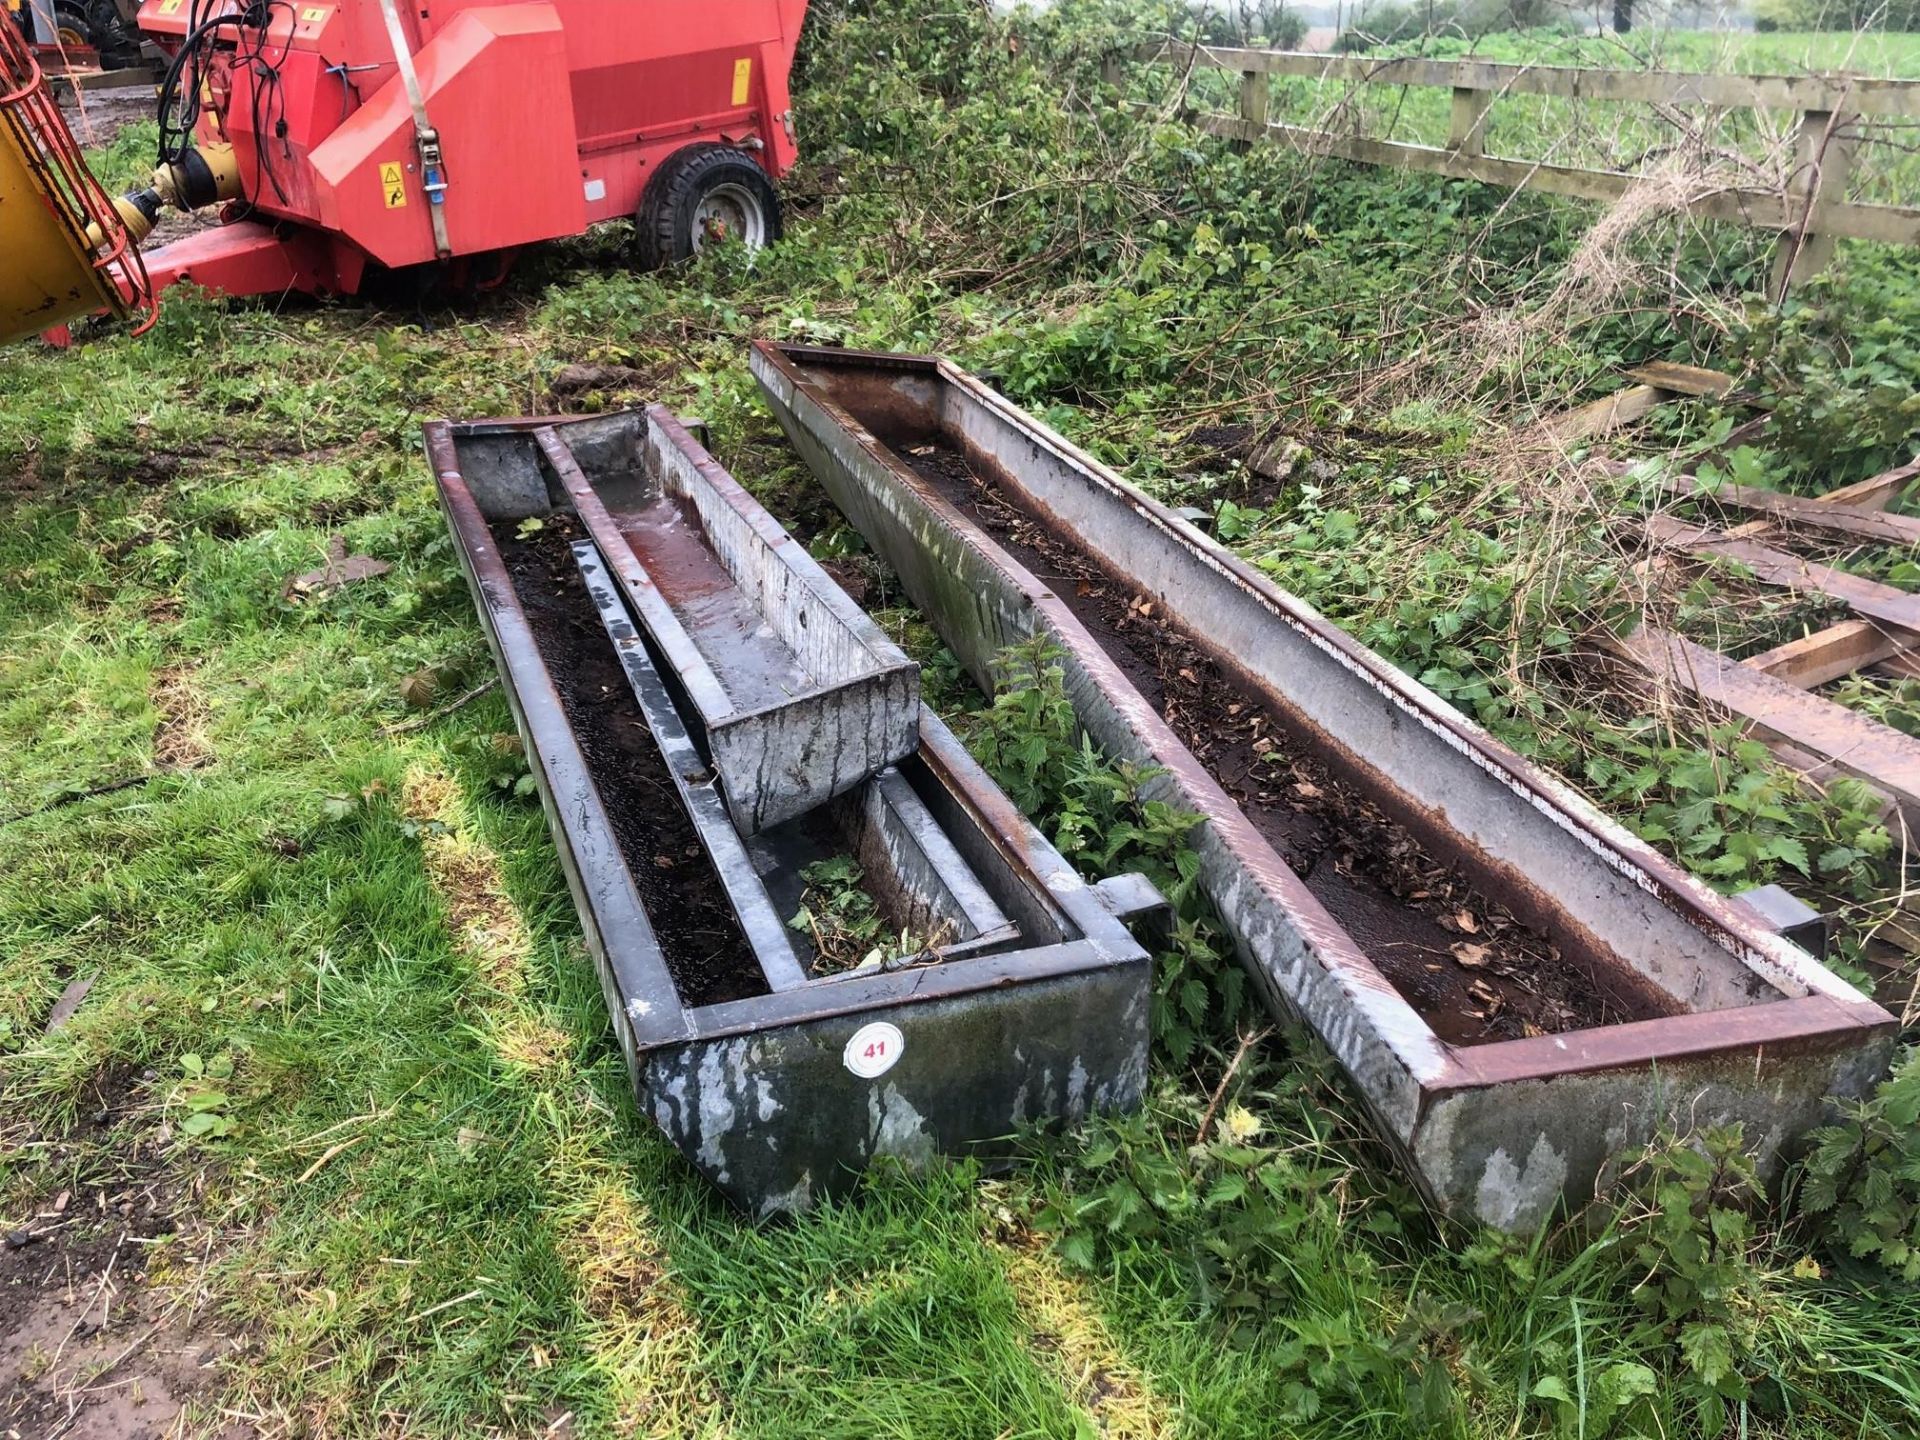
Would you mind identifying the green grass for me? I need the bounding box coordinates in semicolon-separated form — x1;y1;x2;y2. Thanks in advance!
3;3;1919;1436
1655;29;1920;73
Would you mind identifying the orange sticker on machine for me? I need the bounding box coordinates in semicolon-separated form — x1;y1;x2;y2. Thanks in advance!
298;5;331;21
731;57;752;106
156;0;184;14
379;162;407;209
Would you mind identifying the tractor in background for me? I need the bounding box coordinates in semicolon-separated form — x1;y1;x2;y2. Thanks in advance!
9;0;145;69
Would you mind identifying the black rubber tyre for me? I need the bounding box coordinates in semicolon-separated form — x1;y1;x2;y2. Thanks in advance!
52;2;97;48
87;0;140;68
635;143;782;269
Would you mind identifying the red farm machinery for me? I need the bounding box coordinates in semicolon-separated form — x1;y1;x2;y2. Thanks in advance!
0;0;809;341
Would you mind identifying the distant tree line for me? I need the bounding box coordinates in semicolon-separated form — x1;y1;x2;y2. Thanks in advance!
1174;0;1310;48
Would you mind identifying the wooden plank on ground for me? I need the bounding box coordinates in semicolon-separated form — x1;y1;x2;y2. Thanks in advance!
1811;458;1920;513
1645;516;1920;635
1607;624;1920;822
1548;364;1737;443
1662;475;1920;546
1622;362;1734;397
1743;619;1914;687
1549;384;1666;443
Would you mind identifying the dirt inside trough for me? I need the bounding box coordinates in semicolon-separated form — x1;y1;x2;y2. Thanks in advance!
492;516;767;1009
895;438;1678;1046
1;1069;246;1440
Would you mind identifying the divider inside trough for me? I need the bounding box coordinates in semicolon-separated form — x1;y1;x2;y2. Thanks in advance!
491;514;769;1008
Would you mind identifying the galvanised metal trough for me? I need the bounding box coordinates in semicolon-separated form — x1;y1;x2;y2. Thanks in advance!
751;341;1898;1232
425;409;1160;1217
572;538;1021;982
528;407;919;834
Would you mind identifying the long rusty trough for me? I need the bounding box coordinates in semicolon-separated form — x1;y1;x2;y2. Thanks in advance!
426;408;1160;1217
751;341;1898;1231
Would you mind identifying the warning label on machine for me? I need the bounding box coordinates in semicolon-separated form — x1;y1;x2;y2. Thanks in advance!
379;163;407;209
732;57;752;106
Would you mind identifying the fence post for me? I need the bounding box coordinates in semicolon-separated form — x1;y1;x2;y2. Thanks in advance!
1448;85;1490;156
1237;67;1271;143
1771;107;1857;300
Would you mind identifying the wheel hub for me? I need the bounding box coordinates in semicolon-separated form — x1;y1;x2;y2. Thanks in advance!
692;182;767;253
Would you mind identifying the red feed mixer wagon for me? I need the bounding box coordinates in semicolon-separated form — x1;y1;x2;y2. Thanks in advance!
100;0;809;303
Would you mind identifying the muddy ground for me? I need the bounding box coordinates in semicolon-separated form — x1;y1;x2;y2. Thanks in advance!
0;1069;245;1440
56;85;150;151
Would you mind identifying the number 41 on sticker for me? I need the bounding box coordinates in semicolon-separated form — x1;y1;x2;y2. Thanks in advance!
843;1021;903;1079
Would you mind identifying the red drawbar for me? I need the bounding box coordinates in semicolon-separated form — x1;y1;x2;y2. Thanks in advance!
141;222;354;297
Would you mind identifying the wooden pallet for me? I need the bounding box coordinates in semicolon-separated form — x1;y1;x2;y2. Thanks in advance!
1607;455;1920;831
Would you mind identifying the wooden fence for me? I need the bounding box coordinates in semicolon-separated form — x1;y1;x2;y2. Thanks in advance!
1123;42;1920;295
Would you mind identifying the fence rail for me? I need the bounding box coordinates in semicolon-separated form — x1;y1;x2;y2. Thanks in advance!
1126;40;1920;294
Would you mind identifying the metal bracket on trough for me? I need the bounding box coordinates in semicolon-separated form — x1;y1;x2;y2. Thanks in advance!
1092;872;1174;951
750;340;1898;1233
425;409;1159;1218
1735;884;1830;959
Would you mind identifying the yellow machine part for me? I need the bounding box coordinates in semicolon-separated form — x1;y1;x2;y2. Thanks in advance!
0;95;131;343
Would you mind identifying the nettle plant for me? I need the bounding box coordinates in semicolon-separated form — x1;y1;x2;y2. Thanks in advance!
1034;1054;1469;1429
1615;1125;1772;1429
787;855;909;974
964;635;1246;1064
1601;732;1893;899
1520;1123;1821;1438
1799;1045;1920;1282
